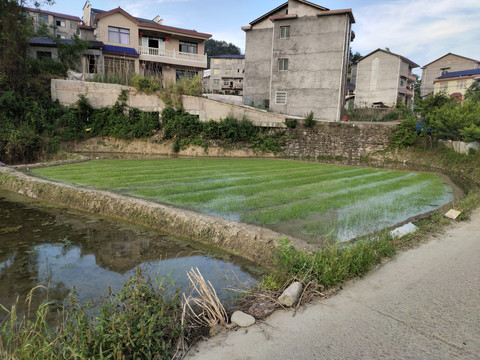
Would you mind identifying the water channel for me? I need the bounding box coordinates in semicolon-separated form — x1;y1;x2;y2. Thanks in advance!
0;190;260;318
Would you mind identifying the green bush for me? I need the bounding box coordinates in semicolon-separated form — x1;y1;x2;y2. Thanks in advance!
304;111;314;127
390;116;419;148
132;73;163;94
285;119;297;128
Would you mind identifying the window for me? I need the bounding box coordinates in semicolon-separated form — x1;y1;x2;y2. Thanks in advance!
225;69;232;75
213;79;220;85
280;26;290;39
213;69;220;75
55;18;66;27
441;67;450;75
108;26;130;45
57;34;66;39
176;70;197;82
278;58;289;71
400;80;404;87
223;80;230;86
37;51;51;59
179;41;198;54
38;13;48;23
439;82;448;91
275;91;287;105
70;21;77;29
457;80;467;89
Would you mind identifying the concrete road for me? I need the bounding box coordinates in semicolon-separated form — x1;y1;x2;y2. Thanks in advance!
188;210;480;360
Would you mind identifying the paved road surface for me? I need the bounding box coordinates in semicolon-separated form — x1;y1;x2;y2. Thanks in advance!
188;210;480;360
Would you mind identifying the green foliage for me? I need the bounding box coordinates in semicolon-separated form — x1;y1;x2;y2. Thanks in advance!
205;39;241;68
160;75;202;109
285;119;297;128
0;270;184;359
161;107;284;153
56;35;89;71
464;82;480;103
132;73;163;94
304;111;314;127
416;92;458;118
390;116;419;148
266;237;396;289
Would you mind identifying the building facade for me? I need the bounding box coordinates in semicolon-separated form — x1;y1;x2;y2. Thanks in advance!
354;48;418;108
81;1;211;86
205;55;245;95
27;7;81;40
242;0;354;121
420;53;480;99
433;69;480;101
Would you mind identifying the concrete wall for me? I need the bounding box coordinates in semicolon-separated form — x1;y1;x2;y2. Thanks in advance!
51;79;287;127
355;51;401;107
269;14;349;120
421;54;480;98
433;77;478;97
208;57;245;94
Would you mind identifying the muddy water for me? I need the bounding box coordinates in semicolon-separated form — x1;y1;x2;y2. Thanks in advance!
0;190;259;317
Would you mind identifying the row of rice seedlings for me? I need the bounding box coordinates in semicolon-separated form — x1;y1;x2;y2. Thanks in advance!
241;173;440;224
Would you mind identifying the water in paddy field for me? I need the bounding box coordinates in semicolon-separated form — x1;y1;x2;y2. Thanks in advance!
0;190;259;319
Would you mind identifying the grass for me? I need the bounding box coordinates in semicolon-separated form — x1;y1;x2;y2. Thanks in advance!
32;158;453;243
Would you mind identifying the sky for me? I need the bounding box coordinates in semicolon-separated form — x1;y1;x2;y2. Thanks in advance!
38;0;480;76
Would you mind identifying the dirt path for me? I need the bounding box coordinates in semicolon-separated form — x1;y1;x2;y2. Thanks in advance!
188;210;480;360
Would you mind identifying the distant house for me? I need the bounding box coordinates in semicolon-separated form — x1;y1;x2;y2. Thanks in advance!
354;48;418;108
81;1;211;85
433;68;480;101
242;0;355;121
205;55;245;95
420;53;480;99
26;7;81;40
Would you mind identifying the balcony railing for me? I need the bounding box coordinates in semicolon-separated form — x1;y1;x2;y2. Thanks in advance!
139;46;207;63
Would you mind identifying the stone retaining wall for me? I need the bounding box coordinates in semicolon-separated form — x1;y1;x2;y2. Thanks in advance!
0;167;312;265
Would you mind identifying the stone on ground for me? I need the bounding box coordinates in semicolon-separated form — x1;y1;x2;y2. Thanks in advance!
231;311;255;327
278;281;303;307
248;301;276;319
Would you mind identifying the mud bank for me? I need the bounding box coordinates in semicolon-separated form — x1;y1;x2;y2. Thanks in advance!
0;167;312;265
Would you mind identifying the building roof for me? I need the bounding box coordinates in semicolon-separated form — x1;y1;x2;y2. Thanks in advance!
436;68;480;80
421;53;480;69
358;48;419;68
95;7;211;39
25;7;81;22
249;0;329;26
102;44;139;57
209;55;245;59
29;37;103;49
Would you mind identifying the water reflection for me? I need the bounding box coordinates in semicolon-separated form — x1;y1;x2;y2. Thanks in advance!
0;190;259;317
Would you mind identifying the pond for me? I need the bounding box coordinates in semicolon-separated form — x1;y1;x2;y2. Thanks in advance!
0;190;259;318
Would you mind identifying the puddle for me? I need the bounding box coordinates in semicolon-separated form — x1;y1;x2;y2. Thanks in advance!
0;190;259;319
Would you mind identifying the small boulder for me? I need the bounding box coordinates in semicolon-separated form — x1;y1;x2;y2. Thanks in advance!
248;301;276;319
231;310;255;327
278;281;303;307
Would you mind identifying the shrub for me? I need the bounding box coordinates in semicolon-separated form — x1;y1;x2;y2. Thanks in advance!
304;111;314;127
285;119;297;128
390;116;419;148
132;73;163;94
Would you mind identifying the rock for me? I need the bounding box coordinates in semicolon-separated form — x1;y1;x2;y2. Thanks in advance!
248;301;276;319
390;222;417;238
231;311;255;327
278;281;303;307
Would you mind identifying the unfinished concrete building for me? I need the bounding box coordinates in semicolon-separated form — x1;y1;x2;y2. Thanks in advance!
354;48;419;108
242;0;354;121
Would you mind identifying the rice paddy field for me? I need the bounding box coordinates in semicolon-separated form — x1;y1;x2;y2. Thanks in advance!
32;158;455;244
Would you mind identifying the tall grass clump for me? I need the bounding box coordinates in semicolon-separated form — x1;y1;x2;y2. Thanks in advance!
0;269;185;360
263;236;396;290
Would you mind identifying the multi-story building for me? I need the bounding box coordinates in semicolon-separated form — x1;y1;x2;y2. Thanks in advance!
205;55;245;95
354;48;418;108
26;7;81;39
242;0;354;121
420;53;480;99
81;1;211;86
433;69;480;101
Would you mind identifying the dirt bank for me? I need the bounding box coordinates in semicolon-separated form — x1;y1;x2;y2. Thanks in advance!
0;167;313;265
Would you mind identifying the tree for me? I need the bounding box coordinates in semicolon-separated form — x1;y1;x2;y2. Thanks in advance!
349;49;362;66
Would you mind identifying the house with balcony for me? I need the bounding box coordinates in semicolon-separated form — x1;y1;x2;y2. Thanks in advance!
354;48;418;108
420;53;480;99
205;55;245;95
433;68;480;102
242;0;354;122
81;1;211;86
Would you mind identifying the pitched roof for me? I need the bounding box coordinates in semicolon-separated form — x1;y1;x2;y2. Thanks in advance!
103;44;139;57
250;0;329;26
436;68;480;80
358;48;419;68
421;53;480;69
25;7;81;22
95;7;211;39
